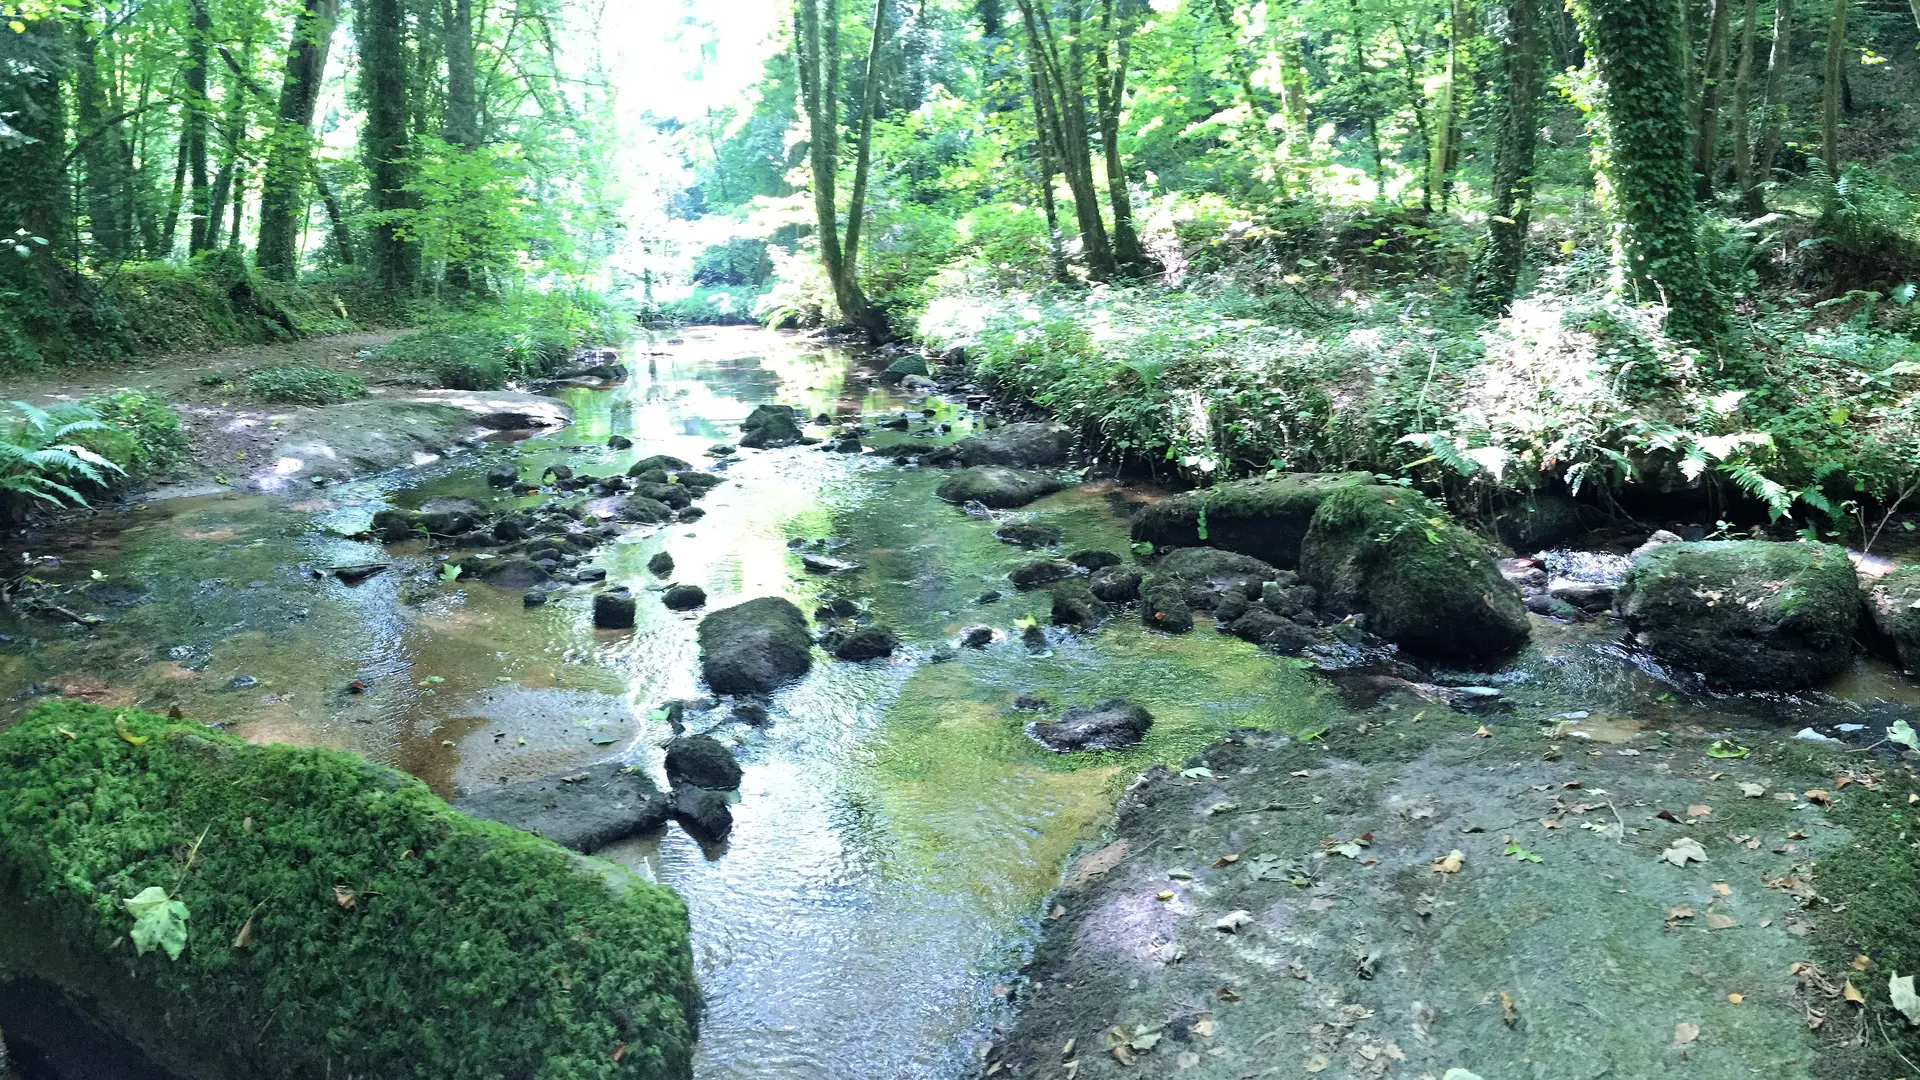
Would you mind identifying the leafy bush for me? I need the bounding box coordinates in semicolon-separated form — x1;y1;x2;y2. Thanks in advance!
74;389;190;477
0;699;701;1080
375;291;626;389
0;400;124;513
244;364;367;405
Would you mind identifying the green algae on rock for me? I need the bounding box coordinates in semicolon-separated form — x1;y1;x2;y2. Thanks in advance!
934;466;1066;509
1130;472;1376;568
1617;540;1862;690
1864;565;1920;674
1300;485;1529;664
0;700;699;1080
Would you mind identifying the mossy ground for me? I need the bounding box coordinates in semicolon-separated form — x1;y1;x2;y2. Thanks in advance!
0;700;700;1080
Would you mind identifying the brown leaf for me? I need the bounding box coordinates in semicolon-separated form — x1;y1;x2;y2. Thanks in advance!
1049;905;1066;921
1706;912;1737;930
1304;1053;1330;1073
1540;816;1562;829
1431;849;1465;874
1499;990;1517;1026
1712;882;1731;896
1845;981;1866;1005
1216;985;1241;1002
1111;1044;1136;1066
1852;954;1873;972
612;1044;626;1063
1213;853;1240;867
1673;1022;1700;1047
1665;905;1696;928
1687;804;1711;818
1191;1016;1215;1038
233;915;256;949
1474;725;1492;738
1727;992;1744;1004
333;883;357;909
1656;809;1681;823
1805;790;1833;807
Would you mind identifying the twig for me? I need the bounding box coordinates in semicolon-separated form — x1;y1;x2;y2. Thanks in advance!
1606;799;1626;844
172;823;212;894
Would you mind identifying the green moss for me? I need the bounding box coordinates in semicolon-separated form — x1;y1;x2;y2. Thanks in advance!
1129;472;1376;568
1814;771;1920;1077
0;700;699;1080
244;364;367;405
1300;485;1529;663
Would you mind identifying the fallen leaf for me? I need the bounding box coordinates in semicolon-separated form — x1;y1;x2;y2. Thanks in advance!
1712;882;1731;896
1212;853;1240;867
1687;804;1712;818
1845;981;1866;1005
1853;954;1873;972
1891;972;1920;1023
1662;838;1708;867
1499;990;1517;1026
333;883;357;909
1191;1016;1214;1038
1049;905;1066;920
233;914;256;948
1305;1054;1330;1073
1216;985;1241;1002
1502;839;1542;863
1539;816;1563;829
1431;849;1465;873
1216;909;1254;933
1665;905;1695;928
1206;801;1238;815
1474;725;1491;738
1805;789;1833;807
1617;747;1642;756
1706;912;1738;930
1062;1038;1076;1059
1309;897;1335;912
1727;992;1744;1004
1156;890;1175;901
611;1044;625;1063
1739;782;1766;798
1673;1022;1700;1047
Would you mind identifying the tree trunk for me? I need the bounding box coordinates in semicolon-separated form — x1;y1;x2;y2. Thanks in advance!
1028;57;1070;282
1749;0;1791;214
314;167;354;264
358;0;418;289
1691;0;1734;199
1470;0;1544;313
1429;0;1466;212
1729;0;1760;213
256;0;340;280
1095;0;1143;267
1577;0;1725;344
441;0;482;292
1276;32;1311;191
162;124;189;256
186;0;214;255
1823;0;1847;178
1016;0;1115;280
228;163;247;248
74;22;131;262
1207;0;1277;188
205;65;248;249
795;0;888;338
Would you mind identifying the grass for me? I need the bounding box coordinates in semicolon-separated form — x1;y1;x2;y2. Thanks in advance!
374;291;628;390
243;364;366;405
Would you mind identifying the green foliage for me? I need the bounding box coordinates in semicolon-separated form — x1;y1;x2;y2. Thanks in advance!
0;400;125;512
77;389;190;477
244;364;366;405
375;291;626;390
123;885;191;960
0;699;701;1080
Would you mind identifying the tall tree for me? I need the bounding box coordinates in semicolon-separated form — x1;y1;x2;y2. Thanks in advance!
1822;0;1846;178
1576;0;1725;343
185;0;214;254
256;0;341;280
1748;0;1791;213
1017;0;1116;280
440;0;483;292
74;15;132;261
1092;0;1143;267
1690;0;1733;199
358;0;418;289
1429;0;1469;213
1728;0;1760;213
794;0;892;338
1470;0;1545;313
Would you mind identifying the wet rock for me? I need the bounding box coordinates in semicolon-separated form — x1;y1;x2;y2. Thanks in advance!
628;454;692;475
662;584;707;611
1547;578;1614;612
834;624;900;661
1010;558;1077;589
542;463;573;483
829;437;863;454
648;551;675;577
593;590;638;629
677;507;706;522
607;435;633;450
629;468;670;486
1225;608;1313;652
881;356;930;382
229;675;260;690
486;465;519;488
738;404;805;449
813;597;862;621
631;482;694;510
1029;698;1153;753
995;523;1064;548
475;558;551;590
370;508;424;542
976;590;1003;604
86;580;151;607
673;471;725;494
453;761;668;853
935;466;1066;509
1141;578;1194;633
1130;473;1376;568
493;517;530;542
1153;547;1277;610
1629;529;1685;562
617;496;675;524
1300;486;1529;664
800;553;861;574
878;415;912;431
670;786;734;841
1090;566;1143;604
1617;540;1861;690
1013;692;1050;711
1212;593;1251;624
1069;549;1122;571
732;701;770;725
960;625;996;648
1050;580;1109;629
1260;579;1314;618
1867;566;1920;672
706;443;736;456
522;584;557;607
698;597;813;694
928;422;1075;469
665;734;743;790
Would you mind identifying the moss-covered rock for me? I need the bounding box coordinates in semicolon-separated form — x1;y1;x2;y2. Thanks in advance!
618;495;675;524
1617;540;1862;689
697;597;813;694
1864;566;1920;674
0;700;699;1080
664;735;743;791
1028;699;1153;752
1130;473;1376;568
1300;486;1529;664
833;624;900;661
1089;566;1143;604
934;466;1065;509
1140;578;1194;633
1050;580;1109;629
929;422;1074;469
662;584;707;611
881;356;930;381
738;405;803;449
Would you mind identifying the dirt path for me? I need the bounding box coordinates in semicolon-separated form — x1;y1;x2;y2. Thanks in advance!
0;330;411;408
989;706;1886;1080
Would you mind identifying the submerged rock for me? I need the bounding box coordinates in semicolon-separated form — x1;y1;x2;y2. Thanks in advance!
473;557;551;590
662;584;707;610
1617;540;1861;690
665;734;743;791
593;590;637;629
1130;473;1375;568
929;422;1075;468
738;404;804;449
995;522;1065;549
834;624;901;661
935;466;1066;509
670;785;734;841
698;597;814;694
1069;549;1122;571
1030;698;1153;752
454;760;668;852
1141;577;1194;633
649;551;676;576
1010;558;1078;589
1300;486;1529;664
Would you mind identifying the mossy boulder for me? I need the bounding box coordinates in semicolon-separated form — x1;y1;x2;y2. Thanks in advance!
618;495;675;524
1089;566;1143;604
833;624;900;661
1028;699;1153;753
1050;580;1109;629
0;700;699;1080
697;597;813;694
1130;473;1376;568
934;466;1065;509
1009;558;1078;589
931;422;1074;469
1299;486;1529;664
662;584;707;611
1865;566;1920;673
738;405;803;449
881;356;930;381
1617;540;1862;689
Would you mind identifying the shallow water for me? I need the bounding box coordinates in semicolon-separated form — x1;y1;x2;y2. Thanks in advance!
0;327;1339;1079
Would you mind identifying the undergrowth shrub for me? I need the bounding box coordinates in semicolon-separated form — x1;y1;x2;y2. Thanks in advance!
73;389;189;477
0;401;123;516
244;365;366;405
375;291;625;390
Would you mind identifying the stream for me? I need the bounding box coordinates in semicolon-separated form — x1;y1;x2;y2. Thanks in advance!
5;327;1920;1079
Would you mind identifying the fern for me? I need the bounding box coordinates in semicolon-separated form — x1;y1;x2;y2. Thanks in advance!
0;401;127;511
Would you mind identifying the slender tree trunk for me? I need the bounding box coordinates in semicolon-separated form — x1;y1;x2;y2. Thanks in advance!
1017;0;1115;280
1207;0;1278;191
186;0;214;255
1691;0;1734;199
313;167;353;264
206;66;248;247
1276;32;1311;191
1430;0;1466;212
1823;0;1847;178
1470;0;1544;313
256;0;340;280
228;163;246;248
1028;58;1070;282
1577;0;1726;344
1095;0;1142;267
1749;0;1791;214
1392;24;1434;213
795;0;888;338
441;0;482;292
358;0;418;289
1729;0;1760;212
75;22;131;262
162;125;189;256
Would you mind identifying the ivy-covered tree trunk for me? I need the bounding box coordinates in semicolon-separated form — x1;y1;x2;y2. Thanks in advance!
256;0;340;280
1822;0;1846;178
1689;0;1733;199
185;0;214;255
1728;0;1760;213
358;0;419;290
1748;0;1790;214
1469;0;1545;314
441;0;483;293
74;21;132;262
1576;0;1725;344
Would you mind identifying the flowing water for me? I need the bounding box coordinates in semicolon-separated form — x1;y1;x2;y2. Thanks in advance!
0;327;1341;1080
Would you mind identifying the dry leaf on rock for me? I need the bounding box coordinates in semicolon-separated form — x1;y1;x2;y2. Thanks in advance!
1305;1053;1331;1073
1712;882;1731;896
1844;981;1866;1004
1739;783;1765;798
1727;993;1744;1004
1216;909;1254;933
1664;906;1695;928
1853;954;1873;972
1431;849;1465;873
1687;804;1711;818
1889;972;1920;1023
1662;838;1708;866
1706;912;1737;930
1673;1022;1700;1047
